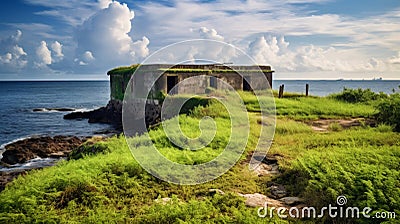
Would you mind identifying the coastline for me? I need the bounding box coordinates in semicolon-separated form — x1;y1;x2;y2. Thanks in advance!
0;135;85;191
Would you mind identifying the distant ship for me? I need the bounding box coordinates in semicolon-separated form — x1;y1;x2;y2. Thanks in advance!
372;77;383;81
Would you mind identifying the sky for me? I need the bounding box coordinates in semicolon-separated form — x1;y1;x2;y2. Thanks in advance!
0;0;399;80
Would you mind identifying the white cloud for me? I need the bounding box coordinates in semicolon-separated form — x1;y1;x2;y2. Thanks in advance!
75;1;150;70
389;52;400;64
135;0;400;75
248;36;296;71
1;0;398;78
83;51;95;61
51;41;63;57
11;30;22;42
36;41;52;66
198;27;224;41
0;30;28;70
98;0;112;9
132;36;150;58
77;51;95;66
0;53;13;64
247;35;391;73
26;0;103;26
12;45;27;59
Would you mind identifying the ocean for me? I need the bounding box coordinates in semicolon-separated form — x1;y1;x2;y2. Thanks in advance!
0;81;111;147
272;80;400;96
1;79;400;147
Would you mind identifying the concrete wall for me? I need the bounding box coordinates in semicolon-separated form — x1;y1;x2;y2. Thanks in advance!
109;64;274;100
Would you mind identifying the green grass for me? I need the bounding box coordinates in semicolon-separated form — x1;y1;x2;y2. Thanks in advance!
0;90;399;223
0;133;288;223
238;90;376;120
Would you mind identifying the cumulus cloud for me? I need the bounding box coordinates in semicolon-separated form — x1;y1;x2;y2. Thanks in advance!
35;41;52;66
0;30;28;71
76;51;96;65
51;41;64;58
198;27;224;41
132;36;150;58
98;0;112;9
83;51;95;61
248;36;296;70
75;1;150;70
0;53;12;64
247;35;392;73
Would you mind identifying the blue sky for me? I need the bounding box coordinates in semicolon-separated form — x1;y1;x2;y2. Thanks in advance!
0;0;399;80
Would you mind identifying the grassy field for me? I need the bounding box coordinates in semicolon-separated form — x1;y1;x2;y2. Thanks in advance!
0;90;399;223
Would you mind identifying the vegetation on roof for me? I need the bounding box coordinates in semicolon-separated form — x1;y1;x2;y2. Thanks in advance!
159;68;274;73
107;64;140;76
107;64;274;76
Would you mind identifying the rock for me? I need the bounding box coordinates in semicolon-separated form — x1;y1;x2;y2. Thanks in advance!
64;99;162;132
64;100;123;129
238;193;286;208
279;197;304;205
253;163;280;176
49;151;67;158
154;197;181;205
155;197;171;204
63;111;92;120
1;136;83;165
209;189;225;195
268;184;287;199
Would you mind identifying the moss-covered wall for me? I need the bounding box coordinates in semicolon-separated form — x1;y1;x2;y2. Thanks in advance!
110;73;132;101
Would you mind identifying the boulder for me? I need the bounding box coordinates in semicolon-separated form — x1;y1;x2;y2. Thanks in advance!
238;193;286;208
279;197;304;205
64;100;123;129
1;136;83;165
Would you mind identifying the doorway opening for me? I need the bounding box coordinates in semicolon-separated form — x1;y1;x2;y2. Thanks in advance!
210;76;217;89
243;76;252;91
167;76;178;94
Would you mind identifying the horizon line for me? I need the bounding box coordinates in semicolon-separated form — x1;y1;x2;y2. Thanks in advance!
0;78;399;82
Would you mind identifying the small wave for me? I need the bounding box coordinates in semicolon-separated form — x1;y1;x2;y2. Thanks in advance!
73;108;93;113
0;157;62;172
32;107;77;113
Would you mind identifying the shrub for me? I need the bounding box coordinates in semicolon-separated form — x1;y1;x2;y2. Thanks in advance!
69;141;110;160
331;88;387;103
375;94;400;132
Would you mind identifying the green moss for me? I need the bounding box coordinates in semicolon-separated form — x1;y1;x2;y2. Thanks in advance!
107;64;139;76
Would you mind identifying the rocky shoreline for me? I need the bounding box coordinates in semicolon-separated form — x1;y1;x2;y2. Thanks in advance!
0;136;86;191
64;100;123;130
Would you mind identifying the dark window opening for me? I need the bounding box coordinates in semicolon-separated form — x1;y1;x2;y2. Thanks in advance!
243;76;252;91
210;76;217;88
167;76;178;94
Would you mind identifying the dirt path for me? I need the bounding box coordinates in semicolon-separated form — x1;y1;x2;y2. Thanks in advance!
308;118;375;132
